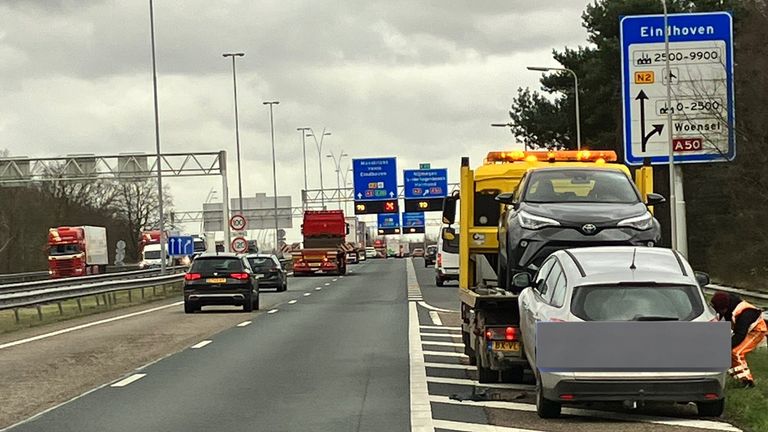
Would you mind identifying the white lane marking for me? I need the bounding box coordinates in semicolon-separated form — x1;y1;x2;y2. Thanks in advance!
430;396;742;432
421;332;460;339
340;276;345;278
433;419;543;432
0;301;184;351
418;301;457;313
288;299;298;304
428;311;443;326
406;259;422;302
303;293;311;297
332;278;338;282
315;287;322;291
236;321;252;327
422;350;468;358
422;341;464;348
420;325;461;331
191;340;212;349
110;373;147;388
267;309;279;314
324;282;331;286
424;362;475;370
409;300;435;431
427;376;534;391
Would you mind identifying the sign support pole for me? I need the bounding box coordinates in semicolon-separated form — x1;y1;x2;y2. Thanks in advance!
661;0;678;252
220;150;232;252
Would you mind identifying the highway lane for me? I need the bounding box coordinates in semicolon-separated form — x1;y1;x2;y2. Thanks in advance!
6;259;410;432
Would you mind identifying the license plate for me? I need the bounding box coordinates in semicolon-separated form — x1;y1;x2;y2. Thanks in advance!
492;341;520;352
206;278;227;284
309;263;321;268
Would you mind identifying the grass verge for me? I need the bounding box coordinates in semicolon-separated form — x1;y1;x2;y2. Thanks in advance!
724;349;768;432
0;282;182;335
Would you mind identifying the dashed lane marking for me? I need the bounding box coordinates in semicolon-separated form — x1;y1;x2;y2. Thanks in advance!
421;341;464;348
191;340;212;349
420;325;461;331
236;321;251;327
110;373;147;388
423;350;468;358
433;419;544;432
421;332;460;339
288;300;298;304
429;311;442;326
303;293;312;297
267;309;279;314
424;362;474;370
315;287;322;291
324;282;331;286
332;278;338;281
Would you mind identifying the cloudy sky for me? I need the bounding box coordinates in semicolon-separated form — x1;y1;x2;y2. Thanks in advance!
0;0;592;243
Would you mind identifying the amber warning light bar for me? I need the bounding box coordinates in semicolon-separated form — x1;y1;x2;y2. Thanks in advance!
484;150;618;164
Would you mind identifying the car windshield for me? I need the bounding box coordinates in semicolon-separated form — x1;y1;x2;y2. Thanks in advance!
191;258;244;273
248;257;275;270
524;170;639;204
193;240;206;252
49;244;80;256
144;250;162;260
571;284;704;321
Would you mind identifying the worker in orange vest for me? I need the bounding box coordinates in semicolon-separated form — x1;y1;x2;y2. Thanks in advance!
711;292;767;387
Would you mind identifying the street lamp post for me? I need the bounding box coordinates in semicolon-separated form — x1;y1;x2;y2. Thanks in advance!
341;167;353;215
223;52;246;216
263;101;280;253
148;0;167;274
306;128;332;208
491;122;529;150
326;150;349;210
660;0;679;252
297;127;311;208
527;66;582;150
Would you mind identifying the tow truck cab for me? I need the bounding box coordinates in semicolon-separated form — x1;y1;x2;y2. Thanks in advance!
443;150;655;383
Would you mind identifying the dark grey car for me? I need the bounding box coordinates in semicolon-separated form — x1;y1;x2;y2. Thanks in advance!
497;167;664;289
246;254;288;292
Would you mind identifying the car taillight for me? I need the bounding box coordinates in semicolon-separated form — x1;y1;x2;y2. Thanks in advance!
485;326;518;341
229;273;249;280
184;273;201;281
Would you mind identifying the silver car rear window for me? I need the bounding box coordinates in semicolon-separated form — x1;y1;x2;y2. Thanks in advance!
571;284;703;321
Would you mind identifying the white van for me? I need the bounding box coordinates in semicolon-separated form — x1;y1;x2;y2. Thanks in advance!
140;243;172;269
435;226;459;286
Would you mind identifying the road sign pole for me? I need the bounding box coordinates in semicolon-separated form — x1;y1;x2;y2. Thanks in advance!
662;0;678;252
220;150;232;252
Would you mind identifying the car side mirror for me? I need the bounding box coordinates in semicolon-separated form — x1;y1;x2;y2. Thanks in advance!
442;193;458;225
442;227;456;241
512;272;531;290
441;227;459;254
646;193;666;206
694;271;711;287
495;192;518;208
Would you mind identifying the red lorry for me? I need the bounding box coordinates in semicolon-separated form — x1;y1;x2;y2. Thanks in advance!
47;226;109;278
292;210;351;276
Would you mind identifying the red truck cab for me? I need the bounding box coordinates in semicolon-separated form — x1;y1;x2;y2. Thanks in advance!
292;210;349;276
48;226;108;278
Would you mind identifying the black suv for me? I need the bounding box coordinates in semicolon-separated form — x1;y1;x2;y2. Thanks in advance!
496;167;664;289
183;254;260;313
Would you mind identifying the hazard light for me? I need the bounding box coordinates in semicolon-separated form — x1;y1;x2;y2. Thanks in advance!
484;150;618;164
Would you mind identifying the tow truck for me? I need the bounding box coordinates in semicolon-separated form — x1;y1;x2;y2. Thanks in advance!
441;150;656;383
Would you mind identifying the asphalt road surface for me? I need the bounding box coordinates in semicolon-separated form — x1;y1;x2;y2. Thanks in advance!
3;258;744;432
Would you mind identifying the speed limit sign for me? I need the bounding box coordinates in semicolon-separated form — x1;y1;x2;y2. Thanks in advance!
231;236;248;253
229;214;247;231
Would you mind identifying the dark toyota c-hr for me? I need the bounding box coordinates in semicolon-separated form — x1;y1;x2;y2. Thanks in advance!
183;254;259;313
497;167;664;289
246;254;288;292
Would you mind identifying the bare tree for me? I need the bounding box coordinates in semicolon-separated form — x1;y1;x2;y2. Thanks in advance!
112;179;174;258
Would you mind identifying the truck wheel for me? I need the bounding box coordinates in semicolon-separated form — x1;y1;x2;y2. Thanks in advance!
477;365;498;383
501;367;524;383
536;371;561;418
184;301;196;314
435;276;444;287
243;294;253;312
696;399;725;417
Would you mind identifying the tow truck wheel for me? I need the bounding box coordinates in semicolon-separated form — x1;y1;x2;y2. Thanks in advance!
477;365;498;383
501;367;524;384
696;399;724;417
535;370;561;418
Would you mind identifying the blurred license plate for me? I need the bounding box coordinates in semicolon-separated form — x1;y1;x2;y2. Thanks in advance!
309;263;321;267
206;278;226;284
493;341;520;352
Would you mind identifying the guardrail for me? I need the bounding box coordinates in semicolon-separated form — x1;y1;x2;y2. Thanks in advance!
0;264;142;285
0;266;186;294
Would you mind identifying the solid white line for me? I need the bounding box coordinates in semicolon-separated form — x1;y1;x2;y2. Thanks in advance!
423;350;468;358
428;311;443;326
303;292;311;297
421;332;460;339
0;301;185;351
422;341;464;348
315;287;322;291
267;309;279;314
191;340;212;349
420;325;461;331
110;373;147;388
424;362;474;370
418;301;457;313
407;259;435;432
430;396;741;432
288;299;298;304
236;321;252;327
427;376;534;391
433;419;543;432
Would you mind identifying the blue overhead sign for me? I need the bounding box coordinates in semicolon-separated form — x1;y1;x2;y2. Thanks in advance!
353;157;398;201
402;212;425;227
168;236;194;256
403;168;448;199
377;213;400;229
620;12;734;165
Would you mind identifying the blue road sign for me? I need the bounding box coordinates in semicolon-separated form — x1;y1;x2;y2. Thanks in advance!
402;212;425;228
353;157;398;201
377;213;400;229
621;12;734;165
168;236;194;256
403;168;448;199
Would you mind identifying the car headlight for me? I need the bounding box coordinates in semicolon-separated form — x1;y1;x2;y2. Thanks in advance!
617;212;654;230
518;211;561;230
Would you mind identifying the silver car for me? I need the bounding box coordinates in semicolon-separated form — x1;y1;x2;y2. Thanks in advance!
515;246;725;418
